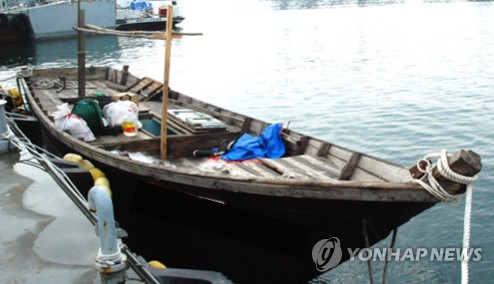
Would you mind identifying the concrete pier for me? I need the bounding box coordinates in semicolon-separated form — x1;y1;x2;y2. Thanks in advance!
0;152;110;283
0;152;100;282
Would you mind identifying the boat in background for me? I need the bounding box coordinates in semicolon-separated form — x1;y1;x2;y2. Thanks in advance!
116;0;184;31
0;0;116;43
0;12;33;43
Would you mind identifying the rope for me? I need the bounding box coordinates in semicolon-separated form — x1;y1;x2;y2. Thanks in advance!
382;228;398;284
32;79;78;90
461;187;473;284
413;150;477;203
413;149;478;284
362;219;374;284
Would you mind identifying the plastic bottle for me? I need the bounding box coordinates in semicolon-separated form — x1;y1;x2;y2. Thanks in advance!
122;114;138;137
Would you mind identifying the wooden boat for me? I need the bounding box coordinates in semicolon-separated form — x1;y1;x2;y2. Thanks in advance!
10;6;481;284
14;65;481;283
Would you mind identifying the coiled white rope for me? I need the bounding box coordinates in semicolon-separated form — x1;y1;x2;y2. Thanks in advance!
413;149;478;284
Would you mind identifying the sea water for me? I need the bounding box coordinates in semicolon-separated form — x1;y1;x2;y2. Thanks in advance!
0;0;493;283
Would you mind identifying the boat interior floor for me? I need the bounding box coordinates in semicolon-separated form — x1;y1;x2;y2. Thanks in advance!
29;75;412;183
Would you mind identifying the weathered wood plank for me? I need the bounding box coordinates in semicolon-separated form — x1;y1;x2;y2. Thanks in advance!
295;136;310;155
230;163;259;177
282;157;335;180
104;81;128;92
166;132;241;158
241;117;252;134
259;158;307;179
94;131;241;159
120;65;129;85
92;131;155;147
328;145;353;162
281;132;302;156
349;169;386;182
252;163;280;177
124;77;150;92
295;155;340;178
123;77;163;100
327;156;383;181
358;155;412;182
141;79;164;99
316;142;331;157
259;158;311;179
339;152;361;180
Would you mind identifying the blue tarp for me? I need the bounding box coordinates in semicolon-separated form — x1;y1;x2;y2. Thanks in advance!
221;123;285;161
129;1;152;11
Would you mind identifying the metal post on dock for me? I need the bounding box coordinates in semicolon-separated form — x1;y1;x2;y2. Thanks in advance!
88;185;127;274
0;100;7;135
0;99;15;154
0;99;9;153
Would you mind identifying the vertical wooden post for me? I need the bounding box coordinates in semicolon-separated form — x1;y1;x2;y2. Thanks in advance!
120;65;129;85
77;2;86;99
160;5;173;160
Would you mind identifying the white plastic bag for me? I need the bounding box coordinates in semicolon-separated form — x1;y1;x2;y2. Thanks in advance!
53;103;96;142
103;100;142;129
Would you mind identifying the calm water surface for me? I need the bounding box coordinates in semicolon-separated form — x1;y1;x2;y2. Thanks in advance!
1;0;493;283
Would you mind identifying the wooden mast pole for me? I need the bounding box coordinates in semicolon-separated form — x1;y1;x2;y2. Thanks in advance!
160;5;174;160
77;0;86;99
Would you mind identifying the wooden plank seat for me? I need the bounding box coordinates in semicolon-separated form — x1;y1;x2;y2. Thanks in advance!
93;131;241;159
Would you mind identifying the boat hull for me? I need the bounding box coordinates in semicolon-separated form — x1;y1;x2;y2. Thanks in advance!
115;17;184;31
36;119;434;283
1;0;116;43
0;13;33;43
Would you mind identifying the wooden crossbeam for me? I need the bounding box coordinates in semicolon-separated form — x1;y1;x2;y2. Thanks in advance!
339;152;362;180
295;136;310;155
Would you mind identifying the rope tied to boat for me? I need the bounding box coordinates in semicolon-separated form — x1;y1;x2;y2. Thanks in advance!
413;149;477;203
413;149;478;284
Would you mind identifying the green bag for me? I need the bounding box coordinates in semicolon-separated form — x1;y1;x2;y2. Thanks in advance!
72;99;106;134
